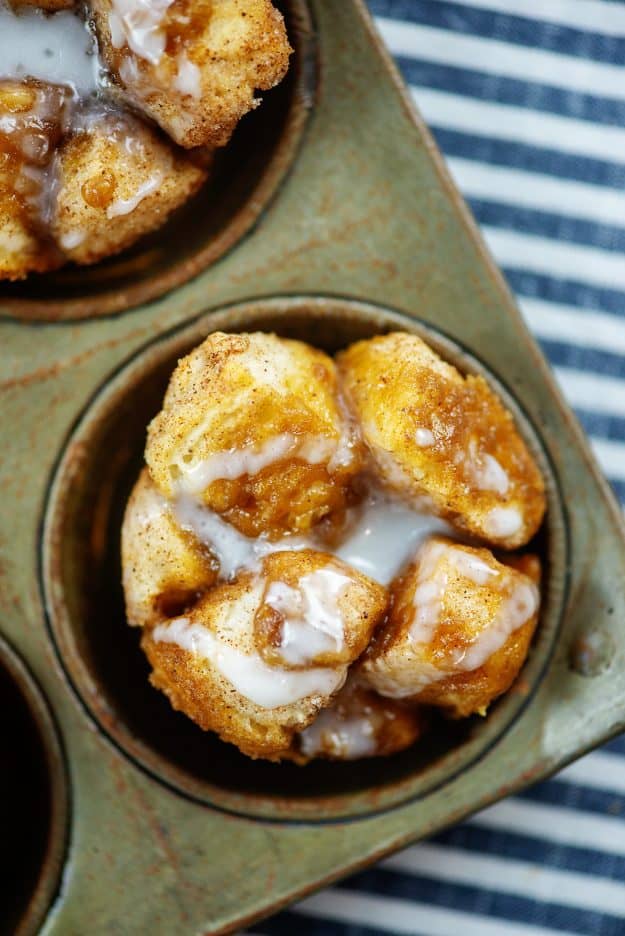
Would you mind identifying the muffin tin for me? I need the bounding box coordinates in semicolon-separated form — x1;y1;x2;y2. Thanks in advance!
2;1;625;932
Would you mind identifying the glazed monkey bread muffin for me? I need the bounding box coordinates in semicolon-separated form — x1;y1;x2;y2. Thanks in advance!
122;330;547;762
0;0;291;279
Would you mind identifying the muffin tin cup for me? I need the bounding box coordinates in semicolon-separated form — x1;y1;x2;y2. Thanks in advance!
41;295;568;822
3;0;625;930
0;635;68;936
0;0;316;322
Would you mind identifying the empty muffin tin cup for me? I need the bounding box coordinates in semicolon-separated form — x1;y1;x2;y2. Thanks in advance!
1;0;315;323
41;296;568;821
0;634;68;934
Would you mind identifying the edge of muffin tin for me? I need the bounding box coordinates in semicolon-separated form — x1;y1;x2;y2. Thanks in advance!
0;0;316;322
39;295;570;823
0;634;69;935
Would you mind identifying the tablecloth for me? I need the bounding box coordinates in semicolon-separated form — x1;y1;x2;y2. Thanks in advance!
248;2;625;933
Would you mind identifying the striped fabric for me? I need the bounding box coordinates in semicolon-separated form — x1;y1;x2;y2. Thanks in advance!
251;2;625;934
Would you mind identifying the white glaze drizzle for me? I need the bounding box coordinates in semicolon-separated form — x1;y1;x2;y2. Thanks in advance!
106;172;162;218
299;705;378;759
449;550;500;586
459;580;538;671
108;0;174;66
409;540;449;645
176;433;314;494
335;493;454;585
477;454;510;494
0;3;100;96
415;428;435;447
152;616;345;708
466;439;510;495
174;53;201;98
484;505;523;539
174;495;309;580
176;434;337;495
265;567;350;665
58;228;86;249
176;486;455;589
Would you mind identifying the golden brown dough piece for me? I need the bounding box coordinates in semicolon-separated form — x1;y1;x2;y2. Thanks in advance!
503;552;541;584
146;332;365;539
92;0;291;148
8;0;75;9
52;108;207;264
0;194;57;279
0;79;67;279
360;537;540;718
293;676;425;762
338;333;546;549
121;468;217;628
253;550;387;670
141;551;387;759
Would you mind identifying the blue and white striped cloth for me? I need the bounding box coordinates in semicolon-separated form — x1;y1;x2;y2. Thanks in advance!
251;2;625;933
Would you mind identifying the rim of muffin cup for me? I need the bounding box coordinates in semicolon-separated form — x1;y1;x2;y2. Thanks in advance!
40;295;569;822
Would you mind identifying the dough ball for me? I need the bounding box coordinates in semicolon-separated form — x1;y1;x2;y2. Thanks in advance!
52;107;207;264
294;675;425;762
338;332;546;549
361;537;540;717
146;331;365;539
121;468;217;628
141;549;386;760
92;0;291;148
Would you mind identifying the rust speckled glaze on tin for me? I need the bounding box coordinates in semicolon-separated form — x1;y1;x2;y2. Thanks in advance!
0;1;624;934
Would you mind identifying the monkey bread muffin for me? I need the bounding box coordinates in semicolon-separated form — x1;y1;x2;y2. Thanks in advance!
0;0;291;279
122;329;547;762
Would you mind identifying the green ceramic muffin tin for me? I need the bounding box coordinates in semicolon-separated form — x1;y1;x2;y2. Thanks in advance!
2;1;625;932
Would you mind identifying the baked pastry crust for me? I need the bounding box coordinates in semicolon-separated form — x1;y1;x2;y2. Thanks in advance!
52;109;207;265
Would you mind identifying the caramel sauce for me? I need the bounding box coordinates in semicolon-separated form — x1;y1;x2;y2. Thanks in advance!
206;460;352;540
164;0;212;55
0;83;37;114
0;79;68;234
81;168;117;209
253;603;285;660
